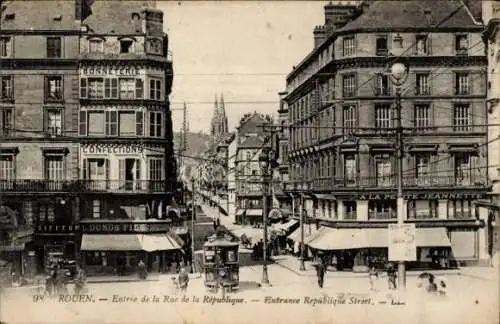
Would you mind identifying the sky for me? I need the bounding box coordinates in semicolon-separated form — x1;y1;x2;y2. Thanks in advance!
158;1;324;133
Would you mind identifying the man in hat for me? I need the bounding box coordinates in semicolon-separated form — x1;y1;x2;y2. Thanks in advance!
315;253;326;289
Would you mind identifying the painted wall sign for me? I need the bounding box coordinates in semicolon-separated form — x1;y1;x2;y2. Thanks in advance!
80;66;138;76
36;224;80;233
355;193;484;201
80;222;170;233
81;144;144;155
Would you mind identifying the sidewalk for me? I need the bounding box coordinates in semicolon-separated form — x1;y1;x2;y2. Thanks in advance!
273;255;465;278
458;266;498;281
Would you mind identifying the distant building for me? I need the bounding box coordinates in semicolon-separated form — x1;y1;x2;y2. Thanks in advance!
234;112;272;225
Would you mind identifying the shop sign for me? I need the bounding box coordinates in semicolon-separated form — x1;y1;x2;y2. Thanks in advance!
81;222;170;233
80;66;138;77
81;144;144;155
388;224;416;262
36;224;80;233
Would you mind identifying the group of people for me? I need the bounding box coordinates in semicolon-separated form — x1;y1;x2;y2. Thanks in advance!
313;255;448;298
45;262;86;296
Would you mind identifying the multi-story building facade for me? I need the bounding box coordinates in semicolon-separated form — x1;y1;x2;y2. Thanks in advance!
284;1;490;268
76;1;176;274
477;0;500;269
0;0;82;275
234;112;271;225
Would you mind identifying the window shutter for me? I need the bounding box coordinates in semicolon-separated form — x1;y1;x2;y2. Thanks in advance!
105;111;110;135
80;78;87;98
135;79;144;99
104;78;111;98
82;158;88;179
452;72;457;96
44;76;48;101
135;159;141;180
427;35;432;55
136;111;144;136
105;159;110;180
111;78;118;98
79;111;87;136
119;159;125;182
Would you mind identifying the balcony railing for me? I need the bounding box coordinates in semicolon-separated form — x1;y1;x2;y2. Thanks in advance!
299;175;489;192
0;180;79;192
79;180;165;193
0;179;166;193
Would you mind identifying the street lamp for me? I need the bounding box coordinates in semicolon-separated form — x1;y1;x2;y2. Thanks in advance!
298;184;306;271
258;147;271;286
389;33;409;290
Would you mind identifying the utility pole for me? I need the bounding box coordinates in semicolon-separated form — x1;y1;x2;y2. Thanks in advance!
191;178;196;273
299;191;305;271
395;86;406;289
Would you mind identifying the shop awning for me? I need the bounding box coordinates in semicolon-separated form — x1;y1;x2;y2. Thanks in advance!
287;225;319;242
0;243;25;251
246;209;262;217
313;194;336;200
416;228;451;247
80;234;143;251
231;227;266;242
307;228;368;250
139;234;182;252
272;219;299;235
306;227;451;250
172;225;189;235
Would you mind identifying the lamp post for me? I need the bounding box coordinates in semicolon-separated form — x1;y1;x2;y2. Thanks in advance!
259;147;271;286
389;34;409;290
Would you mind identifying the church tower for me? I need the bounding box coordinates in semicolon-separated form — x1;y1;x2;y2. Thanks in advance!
210;94;219;139
219;93;228;135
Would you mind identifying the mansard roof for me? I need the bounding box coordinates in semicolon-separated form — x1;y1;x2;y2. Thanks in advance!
337;0;482;34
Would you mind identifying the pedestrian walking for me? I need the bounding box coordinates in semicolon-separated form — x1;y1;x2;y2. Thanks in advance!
368;264;378;291
178;267;189;293
315;256;326;289
386;263;397;290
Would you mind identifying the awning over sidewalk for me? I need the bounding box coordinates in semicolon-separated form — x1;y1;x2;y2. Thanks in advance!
138;234;182;252
313;194;336;200
81;234;143;251
287;225;319;242
245;209;262;217
272;219;299;235
305;227;451;250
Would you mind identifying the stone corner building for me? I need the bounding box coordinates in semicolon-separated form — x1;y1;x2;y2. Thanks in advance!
283;0;490;270
0;0;177;276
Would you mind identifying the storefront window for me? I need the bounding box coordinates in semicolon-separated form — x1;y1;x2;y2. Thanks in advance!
343;201;356;220
407;200;438;219
368;200;396;220
448;199;472;219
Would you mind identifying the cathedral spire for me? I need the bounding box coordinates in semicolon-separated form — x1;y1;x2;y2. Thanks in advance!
219;93;228;135
210;93;219;138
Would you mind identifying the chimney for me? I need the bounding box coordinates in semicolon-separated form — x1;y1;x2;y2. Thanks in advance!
313;25;327;49
324;1;360;30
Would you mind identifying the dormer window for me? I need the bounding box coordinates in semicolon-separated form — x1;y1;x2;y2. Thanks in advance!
89;38;104;53
120;40;134;53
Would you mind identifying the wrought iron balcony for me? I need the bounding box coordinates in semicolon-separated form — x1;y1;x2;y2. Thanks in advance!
305;175;489;191
0;179;167;193
0;179;79;192
78;180;166;193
